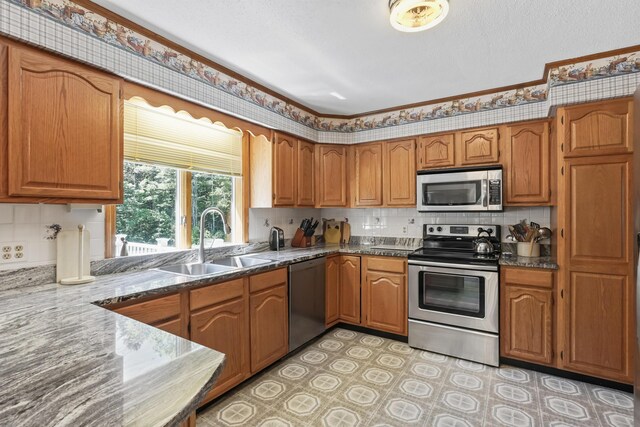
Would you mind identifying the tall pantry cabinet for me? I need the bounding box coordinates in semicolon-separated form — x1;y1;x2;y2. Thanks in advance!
556;97;635;384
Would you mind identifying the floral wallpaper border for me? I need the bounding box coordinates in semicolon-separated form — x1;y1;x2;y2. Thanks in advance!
6;0;640;133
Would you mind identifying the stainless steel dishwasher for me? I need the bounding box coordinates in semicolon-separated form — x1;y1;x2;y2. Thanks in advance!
288;257;326;353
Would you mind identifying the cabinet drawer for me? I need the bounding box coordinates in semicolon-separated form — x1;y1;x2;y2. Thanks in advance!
190;279;245;311
504;267;553;288
249;268;288;294
365;256;406;274
115;293;181;324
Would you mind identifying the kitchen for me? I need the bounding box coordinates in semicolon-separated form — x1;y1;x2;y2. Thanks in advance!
0;0;639;426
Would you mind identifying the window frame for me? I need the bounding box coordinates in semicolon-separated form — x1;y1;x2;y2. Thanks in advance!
105;83;269;258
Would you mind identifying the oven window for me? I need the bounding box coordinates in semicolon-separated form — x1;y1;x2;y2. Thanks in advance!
422;181;481;206
419;271;485;318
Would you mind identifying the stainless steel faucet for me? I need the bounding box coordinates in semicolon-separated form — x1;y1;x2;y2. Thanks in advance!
198;207;231;263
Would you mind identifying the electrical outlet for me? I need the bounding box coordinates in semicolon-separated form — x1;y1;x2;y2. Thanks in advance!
402;226;408;234
0;242;26;264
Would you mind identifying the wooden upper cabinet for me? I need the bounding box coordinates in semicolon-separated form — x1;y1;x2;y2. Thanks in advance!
417;133;455;169
351;142;383;207
325;256;340;326
559;98;633;157
272;132;297;206
384;139;416;207
316;145;348;207
504;121;551;205
296;139;315;206
338;255;361;324
459;127;500;165
4;42;122;201
500;268;554;366
565;155;632;270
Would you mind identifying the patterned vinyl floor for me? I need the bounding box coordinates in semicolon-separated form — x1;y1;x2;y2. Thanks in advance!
196;328;634;427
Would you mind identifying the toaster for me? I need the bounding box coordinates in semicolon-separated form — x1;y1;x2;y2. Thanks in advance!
269;227;284;250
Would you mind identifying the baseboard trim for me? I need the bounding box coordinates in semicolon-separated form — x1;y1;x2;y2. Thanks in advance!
501;357;633;393
332;322;409;343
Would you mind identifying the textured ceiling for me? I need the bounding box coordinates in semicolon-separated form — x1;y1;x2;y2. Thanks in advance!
91;0;640;115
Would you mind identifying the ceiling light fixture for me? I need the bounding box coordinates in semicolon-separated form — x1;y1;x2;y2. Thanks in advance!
389;0;449;32
329;92;346;100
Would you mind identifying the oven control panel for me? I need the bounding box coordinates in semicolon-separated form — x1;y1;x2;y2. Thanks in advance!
424;224;499;237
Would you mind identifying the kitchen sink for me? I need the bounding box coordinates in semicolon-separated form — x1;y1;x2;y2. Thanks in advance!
209;255;272;268
156;262;236;277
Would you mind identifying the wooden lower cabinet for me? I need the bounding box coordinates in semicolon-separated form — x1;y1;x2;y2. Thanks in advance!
338;255;361;324
361;257;407;336
325;256;340;326
249;269;289;373
189;280;250;404
500;268;554;366
112;292;188;339
560;271;633;383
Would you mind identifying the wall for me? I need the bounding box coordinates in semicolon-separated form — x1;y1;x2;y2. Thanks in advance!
321;207;550;242
249;208;321;243
0;204;105;270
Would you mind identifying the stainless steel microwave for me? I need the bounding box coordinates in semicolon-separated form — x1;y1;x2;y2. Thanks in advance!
417;166;503;212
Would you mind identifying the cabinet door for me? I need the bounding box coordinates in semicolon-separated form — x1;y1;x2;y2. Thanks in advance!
273;133;297;206
7;44;122;200
459;127;499;165
190;297;250;400
417;134;455;169
316;145;348;207
325;256;340;326
501;286;553;365
560;98;632;157
338;256;361;324
565;156;632;270
296;139;315;206
384;139;416;207
351;143;383;206
558;154;634;383
560;272;633;383
504;121;551;204
250;283;288;373
362;271;407;335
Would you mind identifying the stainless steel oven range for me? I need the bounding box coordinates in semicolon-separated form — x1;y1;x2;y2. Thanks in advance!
408;224;501;366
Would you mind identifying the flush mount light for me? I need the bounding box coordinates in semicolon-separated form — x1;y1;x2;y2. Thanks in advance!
389;0;449;32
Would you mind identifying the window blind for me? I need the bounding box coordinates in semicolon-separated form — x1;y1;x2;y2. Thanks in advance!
123;97;243;176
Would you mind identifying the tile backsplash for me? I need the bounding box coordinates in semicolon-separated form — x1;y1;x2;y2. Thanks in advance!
0;204;105;270
251;207;550;242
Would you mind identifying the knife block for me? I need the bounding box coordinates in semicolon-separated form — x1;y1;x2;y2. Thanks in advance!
291;228;316;248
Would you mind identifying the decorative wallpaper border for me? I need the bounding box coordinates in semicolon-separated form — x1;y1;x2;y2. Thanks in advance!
5;0;640;134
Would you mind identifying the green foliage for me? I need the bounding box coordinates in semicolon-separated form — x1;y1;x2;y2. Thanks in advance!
116;162;234;248
116;162;177;245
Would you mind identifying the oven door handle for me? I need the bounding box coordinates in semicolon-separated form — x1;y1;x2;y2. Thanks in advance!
408;260;498;272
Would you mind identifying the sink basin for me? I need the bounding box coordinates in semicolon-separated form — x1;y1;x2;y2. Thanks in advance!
157;263;236;277
209;255;272;268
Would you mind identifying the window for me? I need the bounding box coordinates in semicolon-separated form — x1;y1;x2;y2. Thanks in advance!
111;97;244;257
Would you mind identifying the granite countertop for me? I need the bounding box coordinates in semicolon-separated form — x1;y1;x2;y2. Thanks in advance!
0;241;559;425
499;253;558;270
0;243;417;426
